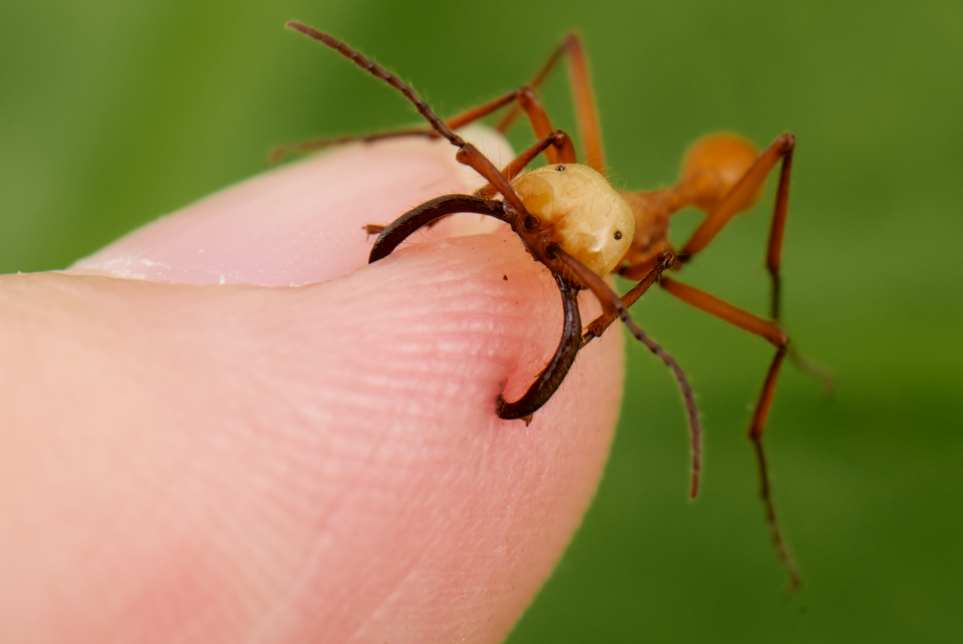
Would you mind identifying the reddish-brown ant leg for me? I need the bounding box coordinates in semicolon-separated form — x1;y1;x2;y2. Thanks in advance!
679;134;795;321
497;34;605;174
397;129;573;232
582;251;676;343
270;128;427;164
272;86;575;165
554;248;703;498
444;88;576;165
659;276;800;590
675;134;833;394
475;131;573;199
764;143;792;321
286;23;532;224
386;131;573;234
493;131;574;182
749;346;799;593
391;130;572;232
660;278;787;346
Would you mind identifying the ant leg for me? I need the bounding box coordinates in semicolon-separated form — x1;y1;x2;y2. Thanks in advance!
273;87;576;165
788;347;835;397
497;276;582;422
751;347;799;593
758;148;833;393
555;248;703;499
582;251;676;343
659;276;800;590
679;134;795;287
475;131;573;199
675;133;831;395
287;22;529;221
661;278;787;346
675;133;832;395
270;128;427;164
445;88;577;165
763;139;793;321
497;34;605;173
381;131;573;235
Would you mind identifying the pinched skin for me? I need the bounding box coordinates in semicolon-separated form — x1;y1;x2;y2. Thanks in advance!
511;164;635;277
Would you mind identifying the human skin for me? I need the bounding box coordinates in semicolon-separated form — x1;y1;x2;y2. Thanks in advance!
0;131;624;643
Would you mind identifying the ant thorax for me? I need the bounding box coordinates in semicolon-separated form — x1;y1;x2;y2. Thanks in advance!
510;163;634;277
619;190;676;270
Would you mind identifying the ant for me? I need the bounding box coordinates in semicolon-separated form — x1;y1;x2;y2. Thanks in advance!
279;21;821;591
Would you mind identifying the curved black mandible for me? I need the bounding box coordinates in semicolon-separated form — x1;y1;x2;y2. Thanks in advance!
368;194;512;263
496;275;582;421
367;194;581;421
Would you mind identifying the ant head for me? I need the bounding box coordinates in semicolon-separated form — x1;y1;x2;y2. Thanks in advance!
681;134;762;213
511;164;634;277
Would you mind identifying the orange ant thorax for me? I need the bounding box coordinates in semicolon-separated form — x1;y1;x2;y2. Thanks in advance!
619;189;676;271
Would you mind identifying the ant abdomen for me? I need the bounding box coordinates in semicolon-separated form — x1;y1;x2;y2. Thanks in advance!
680;134;762;213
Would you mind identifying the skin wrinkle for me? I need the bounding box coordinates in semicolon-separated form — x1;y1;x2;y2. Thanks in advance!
355;481;500;640
286;412;470;640
357;436;553;642
250;441;385;639
17;280;252;632
242;421;390;639
351;472;466;635
303;452;410;640
243;255;521;636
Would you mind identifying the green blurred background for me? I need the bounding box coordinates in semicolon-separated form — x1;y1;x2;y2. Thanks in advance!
2;0;961;641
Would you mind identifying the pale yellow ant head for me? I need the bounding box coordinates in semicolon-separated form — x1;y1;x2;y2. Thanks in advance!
511;163;635;276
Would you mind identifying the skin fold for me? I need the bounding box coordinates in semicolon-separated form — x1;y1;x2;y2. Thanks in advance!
0;131;625;643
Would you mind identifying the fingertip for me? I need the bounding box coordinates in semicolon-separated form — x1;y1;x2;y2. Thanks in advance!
9;126;625;641
67;126;514;288
1;236;625;644
274;233;623;640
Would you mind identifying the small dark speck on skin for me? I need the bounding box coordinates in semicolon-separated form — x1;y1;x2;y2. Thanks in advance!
503;274;508;281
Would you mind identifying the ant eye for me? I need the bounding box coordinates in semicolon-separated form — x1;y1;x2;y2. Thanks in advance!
523;214;539;230
614;231;623;240
556;165;565;172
